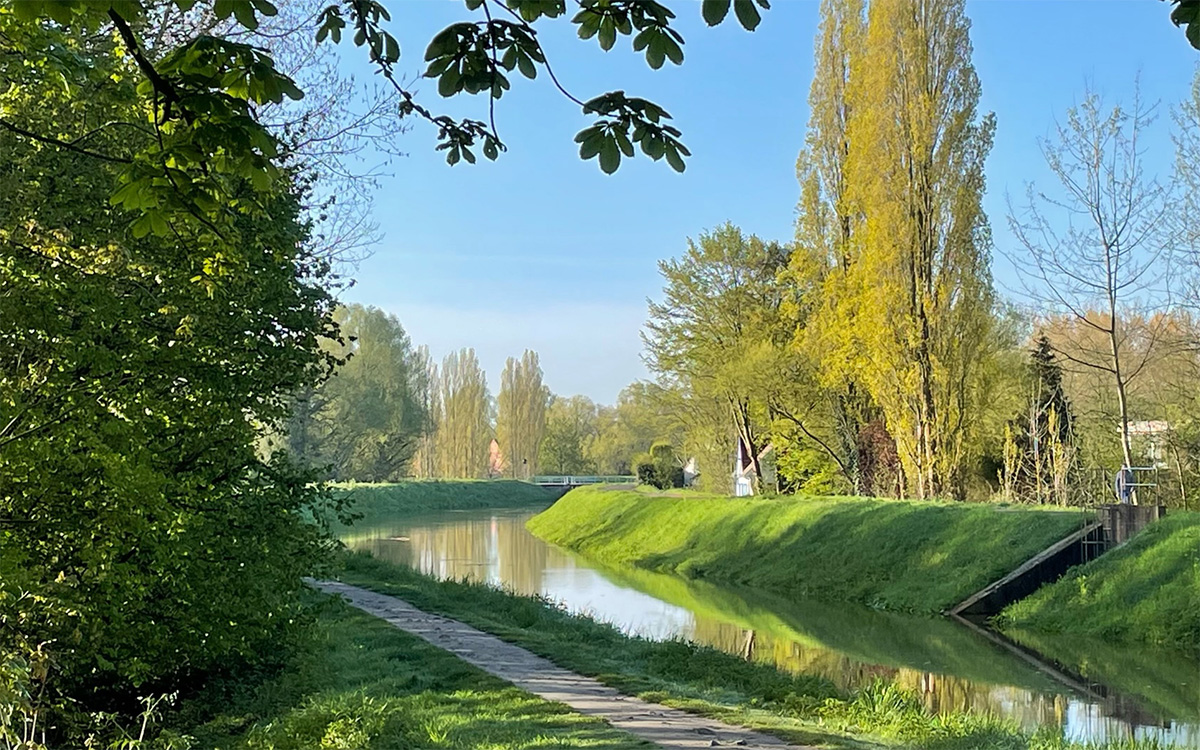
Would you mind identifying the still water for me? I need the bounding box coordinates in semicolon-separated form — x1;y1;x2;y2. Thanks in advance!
340;505;1200;747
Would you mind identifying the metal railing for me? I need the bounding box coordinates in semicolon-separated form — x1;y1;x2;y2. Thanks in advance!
529;475;636;486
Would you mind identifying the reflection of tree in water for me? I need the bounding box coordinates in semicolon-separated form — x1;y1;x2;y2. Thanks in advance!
689;618;1063;732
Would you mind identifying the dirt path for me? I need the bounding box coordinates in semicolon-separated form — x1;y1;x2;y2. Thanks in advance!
315;580;813;750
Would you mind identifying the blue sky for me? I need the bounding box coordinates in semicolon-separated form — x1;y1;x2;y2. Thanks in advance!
338;0;1197;404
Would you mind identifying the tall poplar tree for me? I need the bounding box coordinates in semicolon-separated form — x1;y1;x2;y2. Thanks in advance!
788;0;877;493
435;348;493;478
496;350;551;478
842;0;997;499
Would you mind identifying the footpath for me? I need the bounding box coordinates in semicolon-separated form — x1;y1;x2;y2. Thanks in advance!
315;580;814;750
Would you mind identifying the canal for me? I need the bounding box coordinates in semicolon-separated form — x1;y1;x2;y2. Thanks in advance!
339;504;1200;746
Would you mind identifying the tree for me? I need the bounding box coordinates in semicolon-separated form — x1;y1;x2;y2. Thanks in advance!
999;335;1080;504
1008;87;1174;474
316;305;430;481
411;345;442;479
839;0;997;499
644;223;792;491
435;348;493;478
496;351;550;478
590;382;684;475
0;16;342;741
787;0;877;493
539;396;599;475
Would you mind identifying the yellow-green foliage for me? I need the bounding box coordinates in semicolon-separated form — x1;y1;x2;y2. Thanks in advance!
527;487;1085;613
999;513;1200;647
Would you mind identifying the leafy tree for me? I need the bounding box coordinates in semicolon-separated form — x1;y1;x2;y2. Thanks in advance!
839;0;997;499
411;345;442;479
0;15;341;741
539;396;600;475
644;223;792;491
318;305;430;481
590;382;684;475
435;348;493;478
787;0;878;494
496;351;551;478
634;441;685;489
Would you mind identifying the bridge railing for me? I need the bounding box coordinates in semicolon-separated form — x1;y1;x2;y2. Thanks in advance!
530;475;636;486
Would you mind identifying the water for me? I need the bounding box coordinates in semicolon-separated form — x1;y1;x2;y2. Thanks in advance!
340;505;1200;747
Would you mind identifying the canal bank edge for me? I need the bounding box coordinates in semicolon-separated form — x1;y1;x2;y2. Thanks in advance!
996;511;1200;647
525;487;1086;615
333;551;1174;750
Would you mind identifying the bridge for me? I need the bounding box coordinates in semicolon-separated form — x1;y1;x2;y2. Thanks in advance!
530;475;636;489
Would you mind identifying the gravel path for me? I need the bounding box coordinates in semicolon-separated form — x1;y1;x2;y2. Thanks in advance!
314;580;814;750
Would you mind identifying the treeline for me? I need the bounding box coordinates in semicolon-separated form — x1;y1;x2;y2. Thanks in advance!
279;304;682;481
641;0;1200;506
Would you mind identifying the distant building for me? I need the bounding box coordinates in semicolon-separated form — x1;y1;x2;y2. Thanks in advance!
734;437;754;497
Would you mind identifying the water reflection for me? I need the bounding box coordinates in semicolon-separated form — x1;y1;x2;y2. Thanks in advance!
340;506;1200;746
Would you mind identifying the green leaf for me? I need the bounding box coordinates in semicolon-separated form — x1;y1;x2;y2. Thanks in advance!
517;52;536;79
664;37;683;65
701;0;731;26
732;0;761;30
599;16;617;51
598;138;621;174
233;1;259;29
664;144;686;172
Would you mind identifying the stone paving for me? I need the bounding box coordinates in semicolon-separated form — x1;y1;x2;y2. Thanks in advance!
314;580;814;750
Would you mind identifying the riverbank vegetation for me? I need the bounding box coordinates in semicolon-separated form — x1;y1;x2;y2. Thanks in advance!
998;512;1200;647
527;487;1085;613
335;553;1170;750
336;480;557;519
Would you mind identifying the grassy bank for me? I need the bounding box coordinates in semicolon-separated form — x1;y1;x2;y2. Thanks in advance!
334;552;1168;750
526;487;1085;614
998;512;1200;647
177;597;648;750
336;480;556;520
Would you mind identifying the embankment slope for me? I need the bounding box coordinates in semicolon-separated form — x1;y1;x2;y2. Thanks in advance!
998;511;1200;647
336;479;557;517
527;487;1084;614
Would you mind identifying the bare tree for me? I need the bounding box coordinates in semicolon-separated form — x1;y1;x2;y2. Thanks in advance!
1007;86;1175;474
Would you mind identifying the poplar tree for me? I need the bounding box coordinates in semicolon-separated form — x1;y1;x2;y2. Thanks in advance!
788;0;875;493
842;0;997;499
496;350;551;478
435;348;493;478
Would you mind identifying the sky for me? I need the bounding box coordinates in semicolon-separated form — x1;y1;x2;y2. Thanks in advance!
336;0;1199;404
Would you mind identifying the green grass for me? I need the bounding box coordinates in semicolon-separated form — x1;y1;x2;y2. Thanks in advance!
336;480;557;521
526;487;1087;614
334;552;1174;750
177;597;650;750
998;512;1200;648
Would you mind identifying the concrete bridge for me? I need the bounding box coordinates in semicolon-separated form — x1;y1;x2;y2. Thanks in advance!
530;475;635;489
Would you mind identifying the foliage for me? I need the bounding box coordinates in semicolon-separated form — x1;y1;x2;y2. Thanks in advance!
999;512;1200;647
644;223;792;491
0;12;342;744
589;383;685;475
998;336;1082;505
181;598;646;750
538;395;600;474
434;348;493;478
496;351;550;478
634;442;685;489
527;486;1086;614
283;304;431;482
